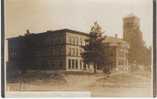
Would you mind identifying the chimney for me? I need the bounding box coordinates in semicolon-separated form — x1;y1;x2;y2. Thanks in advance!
115;34;118;38
26;29;30;35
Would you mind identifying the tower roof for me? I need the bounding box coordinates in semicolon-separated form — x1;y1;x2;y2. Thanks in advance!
123;13;140;20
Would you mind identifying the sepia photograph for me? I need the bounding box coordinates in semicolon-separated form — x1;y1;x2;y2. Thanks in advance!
4;0;154;97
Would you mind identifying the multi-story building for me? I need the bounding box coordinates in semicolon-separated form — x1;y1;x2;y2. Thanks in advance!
7;29;94;73
7;29;129;73
123;14;151;67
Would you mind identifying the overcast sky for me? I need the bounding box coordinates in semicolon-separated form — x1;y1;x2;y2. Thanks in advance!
5;0;153;46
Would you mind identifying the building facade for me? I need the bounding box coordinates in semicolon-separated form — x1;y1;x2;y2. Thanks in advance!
7;29;94;72
103;36;129;72
7;29;129;73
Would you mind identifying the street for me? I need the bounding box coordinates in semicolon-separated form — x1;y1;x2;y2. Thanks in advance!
7;71;152;97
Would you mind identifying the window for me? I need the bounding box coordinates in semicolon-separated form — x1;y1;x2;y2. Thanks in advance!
72;37;75;45
82;40;85;46
80;60;82;69
59;61;62;67
110;52;114;56
87;64;90;69
68;36;74;44
80;38;83;45
85;39;89;45
68;48;71;56
53;38;56;45
58;38;61;44
69;37;72;44
118;60;124;65
84;63;86;70
80;49;83;55
72;48;75;56
73;37;76;45
76;48;78;56
76;37;79;45
72;59;75;69
12;50;16;57
60;47;64;56
76;60;78;69
59;48;62;56
68;59;71;69
52;48;54;56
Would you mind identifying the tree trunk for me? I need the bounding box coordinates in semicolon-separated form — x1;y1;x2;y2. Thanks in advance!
94;64;97;73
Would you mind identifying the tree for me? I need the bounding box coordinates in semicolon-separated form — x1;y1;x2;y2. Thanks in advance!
81;22;106;73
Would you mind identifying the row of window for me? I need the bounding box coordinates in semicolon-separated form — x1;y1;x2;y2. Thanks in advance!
118;59;127;65
33;59;63;69
46;38;64;46
117;51;128;57
104;49;128;57
68;47;83;56
32;37;87;47
68;36;86;46
68;59;90;70
10;47;84;58
33;47;64;57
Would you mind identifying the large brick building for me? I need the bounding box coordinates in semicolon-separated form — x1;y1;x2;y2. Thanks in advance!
7;29;129;73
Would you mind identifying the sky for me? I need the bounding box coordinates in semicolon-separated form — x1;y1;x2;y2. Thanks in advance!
5;0;153;46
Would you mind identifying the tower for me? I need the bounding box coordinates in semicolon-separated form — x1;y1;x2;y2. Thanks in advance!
123;14;145;65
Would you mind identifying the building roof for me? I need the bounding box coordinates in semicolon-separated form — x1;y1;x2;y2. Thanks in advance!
7;29;128;46
123;14;139;20
46;28;89;36
7;28;89;40
103;36;126;43
103;36;129;48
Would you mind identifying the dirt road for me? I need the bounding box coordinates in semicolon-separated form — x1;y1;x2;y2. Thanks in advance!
7;71;152;97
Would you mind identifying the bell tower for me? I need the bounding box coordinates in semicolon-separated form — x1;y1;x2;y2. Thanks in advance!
123;14;144;64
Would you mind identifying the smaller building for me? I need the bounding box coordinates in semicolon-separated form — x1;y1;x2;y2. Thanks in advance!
103;35;129;73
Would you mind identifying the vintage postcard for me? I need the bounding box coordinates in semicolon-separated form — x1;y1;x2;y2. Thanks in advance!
2;0;156;97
